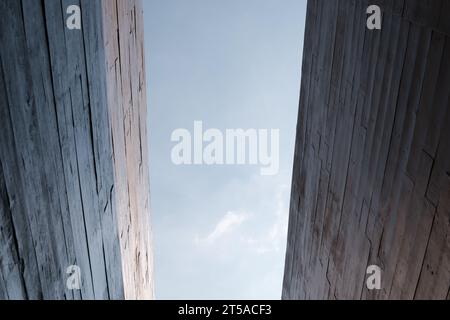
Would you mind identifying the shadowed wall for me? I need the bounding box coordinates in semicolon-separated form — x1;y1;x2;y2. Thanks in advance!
283;0;450;300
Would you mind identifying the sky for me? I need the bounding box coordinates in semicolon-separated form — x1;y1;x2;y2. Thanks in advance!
143;0;307;299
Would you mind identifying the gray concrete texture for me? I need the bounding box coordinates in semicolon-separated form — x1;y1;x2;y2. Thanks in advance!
283;0;450;300
0;0;153;299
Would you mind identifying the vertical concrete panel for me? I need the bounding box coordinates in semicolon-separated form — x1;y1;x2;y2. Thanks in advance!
283;0;450;300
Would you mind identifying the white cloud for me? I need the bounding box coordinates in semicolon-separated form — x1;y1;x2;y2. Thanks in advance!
241;184;289;254
194;182;290;256
196;211;249;245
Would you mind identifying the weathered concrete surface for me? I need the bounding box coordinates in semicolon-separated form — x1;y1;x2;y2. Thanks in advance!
0;0;153;299
283;0;450;300
103;0;154;300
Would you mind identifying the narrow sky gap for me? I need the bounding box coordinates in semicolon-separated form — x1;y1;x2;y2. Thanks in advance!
143;0;307;299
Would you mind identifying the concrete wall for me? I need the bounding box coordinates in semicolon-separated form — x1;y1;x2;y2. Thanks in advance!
283;0;450;300
103;0;154;300
0;0;153;299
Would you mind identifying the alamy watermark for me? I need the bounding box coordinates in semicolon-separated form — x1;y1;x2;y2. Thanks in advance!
367;5;382;30
66;5;81;30
171;121;280;176
366;265;381;290
66;265;81;290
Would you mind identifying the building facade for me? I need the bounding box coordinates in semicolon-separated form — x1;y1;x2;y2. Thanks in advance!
283;0;450;299
0;0;153;299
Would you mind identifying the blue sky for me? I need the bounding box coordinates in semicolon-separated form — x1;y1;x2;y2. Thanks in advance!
143;0;306;299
